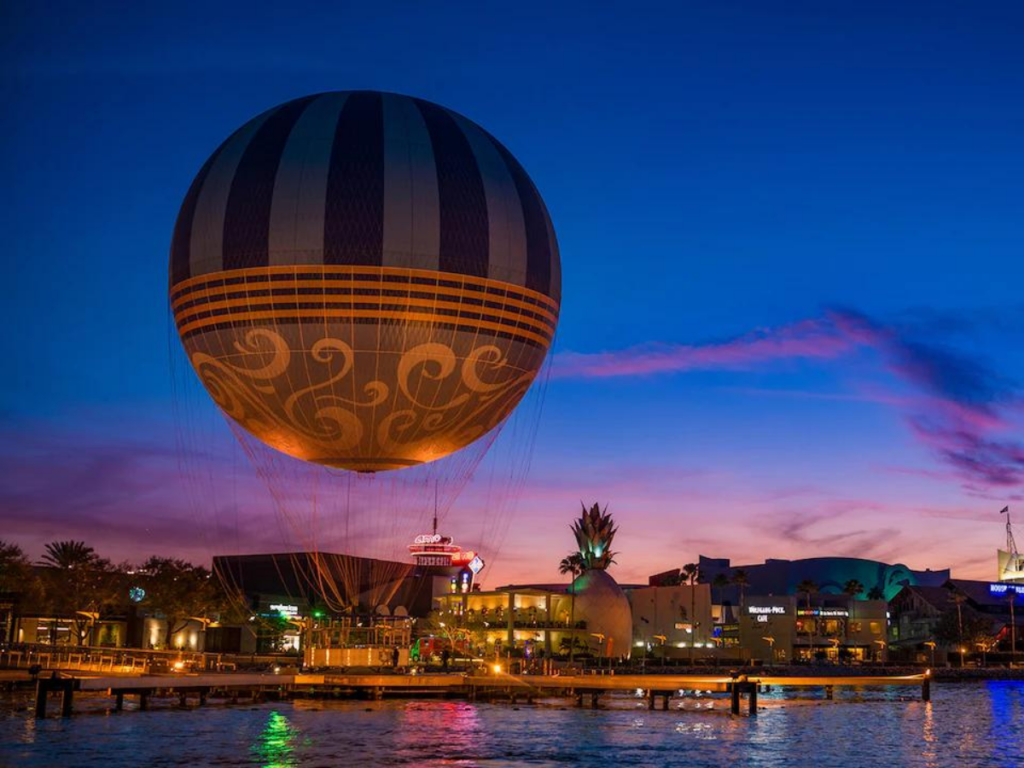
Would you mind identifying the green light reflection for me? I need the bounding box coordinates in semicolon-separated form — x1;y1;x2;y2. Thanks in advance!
252;710;297;768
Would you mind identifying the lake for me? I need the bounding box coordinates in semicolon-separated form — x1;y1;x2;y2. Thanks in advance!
1;682;1021;767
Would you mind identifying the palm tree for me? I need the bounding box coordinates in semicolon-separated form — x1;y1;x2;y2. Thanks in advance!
558;552;585;662
796;579;818;659
712;573;730;617
796;579;818;610
947;589;968;668
731;569;750;607
866;586;885;601
681;563;699;662
842;580;865;598
40;540;98;570
1006;589;1018;665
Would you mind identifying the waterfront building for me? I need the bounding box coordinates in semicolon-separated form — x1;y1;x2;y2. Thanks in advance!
695;555;950;605
628;584;715;658
740;594;889;663
888;578;1023;663
435;584;580;658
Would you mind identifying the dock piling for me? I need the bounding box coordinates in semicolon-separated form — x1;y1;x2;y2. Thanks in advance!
60;684;74;717
34;681;47;719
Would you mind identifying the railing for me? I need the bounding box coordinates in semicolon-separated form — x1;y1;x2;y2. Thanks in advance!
0;643;299;674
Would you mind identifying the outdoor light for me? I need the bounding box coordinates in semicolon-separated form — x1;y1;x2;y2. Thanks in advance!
492;664;502;674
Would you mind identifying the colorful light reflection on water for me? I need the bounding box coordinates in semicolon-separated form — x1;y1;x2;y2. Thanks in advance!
0;682;1021;767
252;710;296;768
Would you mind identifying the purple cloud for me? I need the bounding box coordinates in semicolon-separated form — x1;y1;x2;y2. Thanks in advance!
555;306;1024;491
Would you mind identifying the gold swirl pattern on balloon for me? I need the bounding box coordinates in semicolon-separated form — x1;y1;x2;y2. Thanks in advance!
185;326;543;471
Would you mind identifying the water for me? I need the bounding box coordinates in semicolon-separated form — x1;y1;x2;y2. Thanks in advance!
1;683;1022;767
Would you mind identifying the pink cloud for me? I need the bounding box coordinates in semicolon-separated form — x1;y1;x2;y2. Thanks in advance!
554;307;1024;492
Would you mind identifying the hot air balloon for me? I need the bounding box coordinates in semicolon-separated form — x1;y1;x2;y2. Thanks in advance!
170;91;560;473
170;92;560;616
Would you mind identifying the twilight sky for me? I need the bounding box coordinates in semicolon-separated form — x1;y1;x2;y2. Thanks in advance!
2;2;1023;588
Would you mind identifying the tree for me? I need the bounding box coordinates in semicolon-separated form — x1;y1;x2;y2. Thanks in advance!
795;579;818;657
558;551;585;663
712;573;730;614
1005;590;1018;664
945;590;969;667
0;541;33;594
681;563;700;662
866;586;885;601
140;557;227;649
731;569;750;607
843;580;865;598
41;540;99;570
37;540;119;645
934;606;993;663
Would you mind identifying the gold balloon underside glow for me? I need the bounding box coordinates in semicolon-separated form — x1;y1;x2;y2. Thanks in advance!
172;266;557;472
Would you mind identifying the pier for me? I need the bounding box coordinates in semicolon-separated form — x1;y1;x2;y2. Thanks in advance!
24;669;932;718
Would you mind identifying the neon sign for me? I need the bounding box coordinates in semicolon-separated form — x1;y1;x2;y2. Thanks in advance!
270;603;299;617
747;606;786;615
989;583;1024;596
797;608;849;617
414;534;443;544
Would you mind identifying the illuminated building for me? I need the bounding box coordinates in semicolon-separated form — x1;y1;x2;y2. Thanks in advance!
888;578;1023;663
740;595;889;663
435;585;580;658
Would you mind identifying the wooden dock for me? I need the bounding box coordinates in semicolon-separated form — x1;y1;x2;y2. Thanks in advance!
29;669;932;718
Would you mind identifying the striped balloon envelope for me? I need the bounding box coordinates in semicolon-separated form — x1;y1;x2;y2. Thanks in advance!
170;91;560;472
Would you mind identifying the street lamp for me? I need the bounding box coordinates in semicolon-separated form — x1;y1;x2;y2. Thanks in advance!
874;640;887;663
923;640;936;667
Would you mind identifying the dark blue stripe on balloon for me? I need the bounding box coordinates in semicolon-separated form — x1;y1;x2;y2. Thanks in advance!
489;138;552;298
413;99;489;278
169;146;223;288
222;96;317;271
323;91;385;265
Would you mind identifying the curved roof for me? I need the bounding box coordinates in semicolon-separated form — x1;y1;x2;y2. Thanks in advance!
170;91;560;303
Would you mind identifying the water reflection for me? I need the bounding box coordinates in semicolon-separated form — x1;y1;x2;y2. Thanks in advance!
252;710;297;768
920;702;937;768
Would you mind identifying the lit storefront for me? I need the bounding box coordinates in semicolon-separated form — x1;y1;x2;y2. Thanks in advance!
739;596;888;662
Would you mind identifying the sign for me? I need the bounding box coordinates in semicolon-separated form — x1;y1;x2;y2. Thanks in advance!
128;586;146;603
989;583;1024;596
468;555;485;575
747;606;786;615
414;534;443;545
270;603;299;617
797;608;849;617
416;555;452;567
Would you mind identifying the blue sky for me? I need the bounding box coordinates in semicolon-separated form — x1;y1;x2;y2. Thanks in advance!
2;1;1022;585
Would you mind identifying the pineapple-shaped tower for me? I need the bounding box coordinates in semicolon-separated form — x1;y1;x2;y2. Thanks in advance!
569;503;633;660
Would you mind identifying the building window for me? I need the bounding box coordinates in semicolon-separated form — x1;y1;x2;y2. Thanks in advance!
848;621;862;633
869;621;882;635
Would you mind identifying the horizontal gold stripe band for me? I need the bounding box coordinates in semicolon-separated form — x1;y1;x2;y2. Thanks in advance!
175;280;561;327
177;307;554;347
171;265;560;313
173;293;557;338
